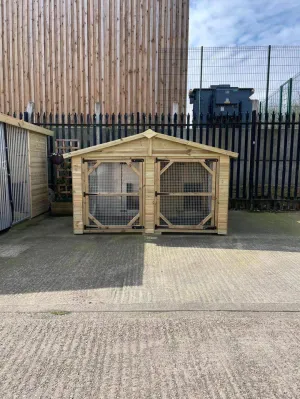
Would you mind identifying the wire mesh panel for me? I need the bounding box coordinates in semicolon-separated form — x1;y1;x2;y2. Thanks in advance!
0;123;12;231
6;125;30;224
157;46;300;115
86;161;142;228
158;161;215;229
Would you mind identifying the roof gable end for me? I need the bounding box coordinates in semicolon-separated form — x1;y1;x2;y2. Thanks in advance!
63;129;238;158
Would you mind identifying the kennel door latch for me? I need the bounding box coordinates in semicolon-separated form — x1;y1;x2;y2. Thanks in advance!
83;192;99;197
131;159;144;162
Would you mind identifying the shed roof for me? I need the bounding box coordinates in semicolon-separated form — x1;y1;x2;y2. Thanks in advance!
63;129;239;159
0;113;53;136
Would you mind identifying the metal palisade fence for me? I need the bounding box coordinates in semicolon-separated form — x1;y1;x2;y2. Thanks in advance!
11;111;300;210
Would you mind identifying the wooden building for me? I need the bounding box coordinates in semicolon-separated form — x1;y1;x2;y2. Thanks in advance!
0;113;53;231
64;129;238;235
0;0;189;115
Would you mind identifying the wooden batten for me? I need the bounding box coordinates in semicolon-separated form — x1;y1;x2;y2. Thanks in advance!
217;155;231;235
144;157;155;233
72;156;84;234
66;129;238;235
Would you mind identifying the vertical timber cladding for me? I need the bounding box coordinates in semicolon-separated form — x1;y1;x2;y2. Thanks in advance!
65;130;238;235
0;0;190;115
72;156;84;234
217;155;231;234
28;132;49;218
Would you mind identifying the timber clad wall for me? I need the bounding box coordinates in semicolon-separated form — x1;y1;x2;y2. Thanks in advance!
0;0;189;115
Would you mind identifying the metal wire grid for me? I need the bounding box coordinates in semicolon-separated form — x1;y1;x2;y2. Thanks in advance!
159;161;213;226
6;126;30;224
159;46;300;114
88;162;140;226
261;72;300;115
0;123;12;231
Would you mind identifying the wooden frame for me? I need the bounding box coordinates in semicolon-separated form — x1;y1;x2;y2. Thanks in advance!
82;158;144;231
155;158;217;231
65;129;238;235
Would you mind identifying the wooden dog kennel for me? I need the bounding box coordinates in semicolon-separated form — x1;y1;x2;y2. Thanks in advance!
64;129;238;235
0;113;53;231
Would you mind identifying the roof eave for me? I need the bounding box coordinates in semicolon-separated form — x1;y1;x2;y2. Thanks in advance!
0;113;53;136
63;129;239;159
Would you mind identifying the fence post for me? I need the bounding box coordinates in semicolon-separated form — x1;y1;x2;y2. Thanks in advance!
287;78;293;115
265;45;271;115
279;85;283;115
249;110;257;210
199;46;203;121
95;102;101;144
25;101;35;122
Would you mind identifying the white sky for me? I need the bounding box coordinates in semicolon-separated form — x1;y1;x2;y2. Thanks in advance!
189;0;300;47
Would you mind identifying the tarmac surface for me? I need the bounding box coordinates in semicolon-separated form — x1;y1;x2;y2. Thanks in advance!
0;211;300;398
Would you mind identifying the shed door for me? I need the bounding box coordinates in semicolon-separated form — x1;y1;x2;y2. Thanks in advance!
155;159;217;230
84;159;144;230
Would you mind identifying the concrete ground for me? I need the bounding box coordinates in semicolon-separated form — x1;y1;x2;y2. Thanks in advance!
0;211;300;398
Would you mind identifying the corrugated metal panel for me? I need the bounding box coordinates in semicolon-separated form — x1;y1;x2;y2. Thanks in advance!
0;0;189;115
0;123;12;231
6;126;31;225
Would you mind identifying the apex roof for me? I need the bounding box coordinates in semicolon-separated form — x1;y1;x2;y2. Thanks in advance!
63;129;239;159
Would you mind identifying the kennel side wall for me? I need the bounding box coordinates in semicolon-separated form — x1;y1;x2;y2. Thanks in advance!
28;132;49;217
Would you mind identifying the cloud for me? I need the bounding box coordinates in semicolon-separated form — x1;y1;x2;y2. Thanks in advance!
189;0;300;46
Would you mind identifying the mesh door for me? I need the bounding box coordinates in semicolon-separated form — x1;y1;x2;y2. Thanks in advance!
159;161;215;228
87;161;142;228
6;126;30;224
0;123;12;231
